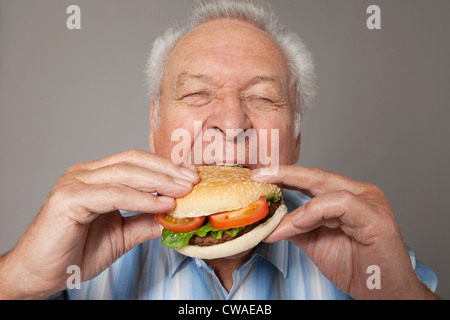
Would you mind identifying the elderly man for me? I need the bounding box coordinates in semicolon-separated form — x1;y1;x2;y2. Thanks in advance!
0;0;438;300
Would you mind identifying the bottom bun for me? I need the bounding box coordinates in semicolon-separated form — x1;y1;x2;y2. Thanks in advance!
174;202;287;259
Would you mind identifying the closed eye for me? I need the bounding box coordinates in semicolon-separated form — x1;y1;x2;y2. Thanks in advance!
244;96;278;109
180;91;214;106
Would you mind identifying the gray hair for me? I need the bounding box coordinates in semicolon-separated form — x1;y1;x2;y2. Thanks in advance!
146;0;316;136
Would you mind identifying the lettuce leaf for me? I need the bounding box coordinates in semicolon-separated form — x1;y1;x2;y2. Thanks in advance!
161;222;244;249
265;192;281;206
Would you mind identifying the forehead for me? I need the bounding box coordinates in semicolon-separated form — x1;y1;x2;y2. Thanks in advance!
165;18;290;88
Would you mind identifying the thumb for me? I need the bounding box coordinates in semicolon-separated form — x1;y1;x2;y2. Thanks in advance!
264;207;305;243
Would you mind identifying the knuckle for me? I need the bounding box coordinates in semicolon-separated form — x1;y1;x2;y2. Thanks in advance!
163;160;179;173
360;182;386;201
54;179;81;195
64;160;94;175
110;161;132;176
311;167;329;180
48;179;83;206
337;190;356;205
65;162;84;174
309;167;330;192
104;184;126;200
365;182;383;196
123;149;146;159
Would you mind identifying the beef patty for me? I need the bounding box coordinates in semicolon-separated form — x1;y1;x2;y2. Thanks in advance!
189;201;282;247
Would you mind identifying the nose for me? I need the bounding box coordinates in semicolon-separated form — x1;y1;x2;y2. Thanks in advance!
206;89;252;135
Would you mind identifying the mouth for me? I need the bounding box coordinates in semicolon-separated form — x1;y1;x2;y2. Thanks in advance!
200;160;257;170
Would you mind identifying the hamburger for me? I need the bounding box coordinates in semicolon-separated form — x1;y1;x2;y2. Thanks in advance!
155;165;287;259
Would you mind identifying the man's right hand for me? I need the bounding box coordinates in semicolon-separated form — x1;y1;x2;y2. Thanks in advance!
0;150;199;299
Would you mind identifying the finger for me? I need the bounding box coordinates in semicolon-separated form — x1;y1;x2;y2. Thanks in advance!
263;206;306;243
265;191;379;245
67;149;199;182
53;181;176;224
73;161;197;198
251;165;364;197
296;191;372;228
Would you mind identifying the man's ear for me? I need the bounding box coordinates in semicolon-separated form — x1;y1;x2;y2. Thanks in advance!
149;98;156;153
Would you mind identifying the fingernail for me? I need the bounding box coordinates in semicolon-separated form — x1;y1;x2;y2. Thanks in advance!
292;207;305;227
180;167;199;181
173;178;193;187
158;196;174;203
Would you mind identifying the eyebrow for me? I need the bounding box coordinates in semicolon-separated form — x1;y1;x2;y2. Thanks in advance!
176;72;214;87
245;75;280;88
176;72;281;89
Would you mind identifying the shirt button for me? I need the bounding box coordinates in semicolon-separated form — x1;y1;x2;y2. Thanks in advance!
195;258;202;267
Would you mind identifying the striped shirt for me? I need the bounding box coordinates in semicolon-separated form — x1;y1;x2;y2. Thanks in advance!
65;189;437;300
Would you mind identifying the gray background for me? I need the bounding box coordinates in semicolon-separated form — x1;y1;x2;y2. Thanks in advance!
0;0;448;298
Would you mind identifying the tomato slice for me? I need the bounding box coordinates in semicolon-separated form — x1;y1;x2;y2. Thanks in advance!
209;196;269;230
156;214;206;233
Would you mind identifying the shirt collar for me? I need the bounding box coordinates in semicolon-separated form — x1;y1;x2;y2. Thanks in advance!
167;247;190;278
254;240;289;278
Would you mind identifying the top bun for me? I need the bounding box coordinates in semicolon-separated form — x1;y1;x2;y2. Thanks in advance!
169;165;282;218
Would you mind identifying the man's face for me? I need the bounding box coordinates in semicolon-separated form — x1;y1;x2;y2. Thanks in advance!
150;18;301;168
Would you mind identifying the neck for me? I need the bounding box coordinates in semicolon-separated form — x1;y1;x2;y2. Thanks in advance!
204;249;254;292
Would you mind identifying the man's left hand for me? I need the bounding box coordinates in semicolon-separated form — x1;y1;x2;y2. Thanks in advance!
251;165;437;299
